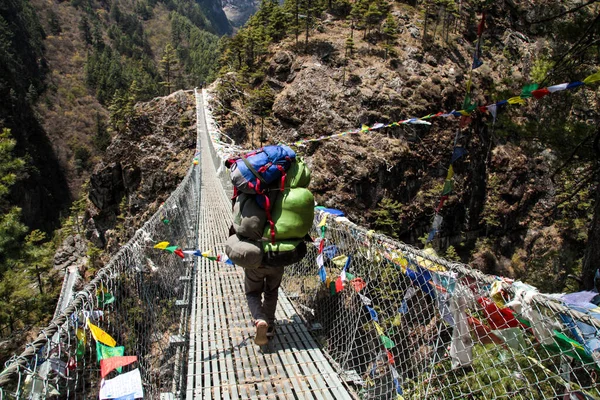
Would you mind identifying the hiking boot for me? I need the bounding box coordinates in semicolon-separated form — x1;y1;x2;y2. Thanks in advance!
266;324;276;338
254;320;268;346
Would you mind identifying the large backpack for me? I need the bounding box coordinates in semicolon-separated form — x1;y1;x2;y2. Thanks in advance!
226;145;296;244
225;145;296;195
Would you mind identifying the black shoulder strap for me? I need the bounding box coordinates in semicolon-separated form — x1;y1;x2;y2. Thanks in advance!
240;154;267;185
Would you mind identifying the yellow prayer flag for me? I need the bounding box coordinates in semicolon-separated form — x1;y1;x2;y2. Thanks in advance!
201;251;211;258
490;280;505;307
76;328;87;346
317;215;327;228
583;70;600;85
374;322;384;336
507;96;526;105
361;124;370;132
416;248;446;272
446;165;454;180
153;241;170;249
459;110;470;116
331;255;348;267
87;320;116;347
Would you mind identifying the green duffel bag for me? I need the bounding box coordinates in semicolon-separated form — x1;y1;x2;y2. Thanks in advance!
264;187;314;241
285;157;311;189
263;240;307;268
225;234;263;269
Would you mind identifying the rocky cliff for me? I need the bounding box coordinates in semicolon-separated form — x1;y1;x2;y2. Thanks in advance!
85;90;197;255
210;1;600;292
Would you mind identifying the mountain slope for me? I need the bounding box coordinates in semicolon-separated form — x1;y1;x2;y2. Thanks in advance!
212;0;600;292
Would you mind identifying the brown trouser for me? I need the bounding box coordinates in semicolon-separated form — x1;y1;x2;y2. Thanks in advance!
244;267;284;324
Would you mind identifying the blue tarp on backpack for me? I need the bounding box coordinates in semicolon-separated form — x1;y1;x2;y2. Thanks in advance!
226;145;296;194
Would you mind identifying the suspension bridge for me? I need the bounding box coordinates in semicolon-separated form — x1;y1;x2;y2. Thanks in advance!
0;89;599;399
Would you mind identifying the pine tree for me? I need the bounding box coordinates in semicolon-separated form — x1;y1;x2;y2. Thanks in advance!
248;85;275;147
160;43;179;94
364;3;383;39
345;35;355;58
382;13;398;59
79;15;92;45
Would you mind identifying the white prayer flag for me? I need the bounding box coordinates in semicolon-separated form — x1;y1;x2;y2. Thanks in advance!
99;368;144;399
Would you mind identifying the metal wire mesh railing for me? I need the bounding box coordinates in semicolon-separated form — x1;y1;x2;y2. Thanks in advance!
0;104;201;399
282;213;600;399
2;88;599;400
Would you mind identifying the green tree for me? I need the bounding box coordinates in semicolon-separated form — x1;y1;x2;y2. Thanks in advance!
372;197;402;238
364;3;383;39
382;13;398;59
79;15;92;45
345;35;355;58
160;43;179;94
248;84;275;146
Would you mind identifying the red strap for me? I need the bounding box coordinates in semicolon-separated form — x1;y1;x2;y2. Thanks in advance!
231;187;238;211
263;194;276;244
276;165;286;190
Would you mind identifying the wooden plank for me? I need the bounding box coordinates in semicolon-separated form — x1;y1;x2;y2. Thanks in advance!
278;295;353;400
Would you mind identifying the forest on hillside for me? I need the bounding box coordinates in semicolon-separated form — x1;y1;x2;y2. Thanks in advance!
0;0;228;361
211;0;600;293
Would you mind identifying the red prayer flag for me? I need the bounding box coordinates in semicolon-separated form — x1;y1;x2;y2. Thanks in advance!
477;297;523;330
387;350;395;365
435;196;449;213
335;277;344;293
174;248;184;259
477;12;486;36
459;116;472;128
531;88;550;99
100;356;138;379
318;239;325;254
467;316;503;345
350;278;366;292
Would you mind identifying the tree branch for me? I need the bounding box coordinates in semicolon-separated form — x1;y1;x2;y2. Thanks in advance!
529;0;599;25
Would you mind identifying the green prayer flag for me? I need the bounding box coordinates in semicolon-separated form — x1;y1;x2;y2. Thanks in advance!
520;83;539;98
380;335;395;349
583;70;600;85
96;342;125;363
97;292;115;307
462;94;471;110
465;103;477;113
542;330;596;366
345;272;355;280
442;179;454;196
165;245;178;253
77;340;85;361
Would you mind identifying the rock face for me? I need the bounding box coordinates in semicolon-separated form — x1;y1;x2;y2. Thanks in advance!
86;90;197;249
221;0;259;27
54;234;88;271
211;3;599;292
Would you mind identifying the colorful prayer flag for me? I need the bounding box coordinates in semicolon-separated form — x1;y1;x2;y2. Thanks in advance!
165;245;178;253
153;242;169;249
547;83;569;93
96;342;124;363
366;306;379;321
531;88;550;99
583;70;600;84
100;356;138;379
507;96;526;105
88;321;117;347
99;368;144;400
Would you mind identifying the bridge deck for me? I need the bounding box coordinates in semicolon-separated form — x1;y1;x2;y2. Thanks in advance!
186;92;353;399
